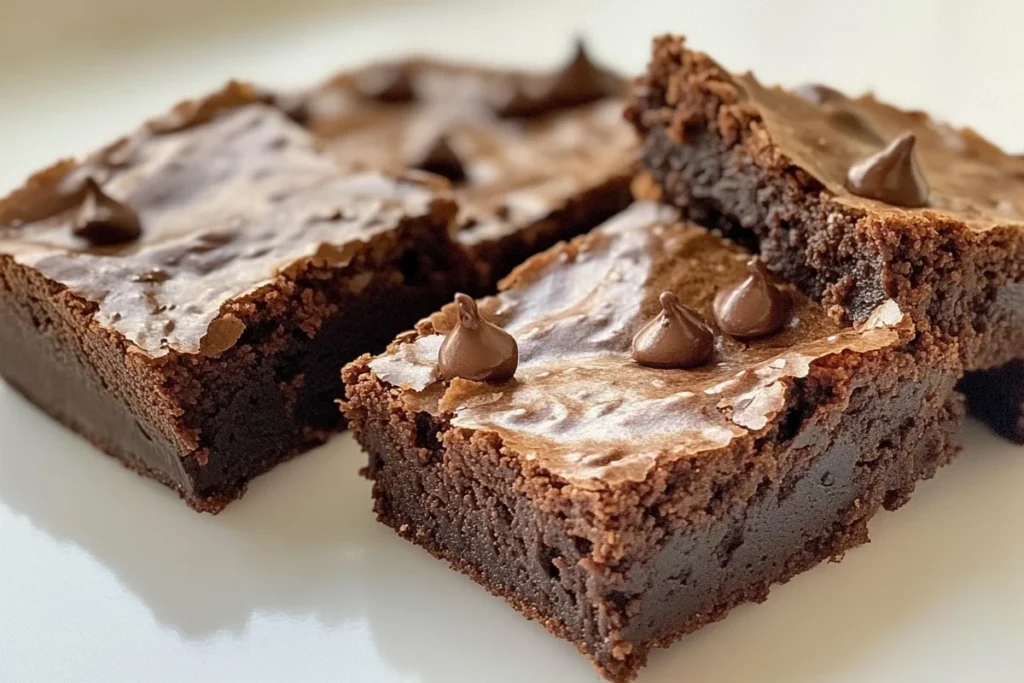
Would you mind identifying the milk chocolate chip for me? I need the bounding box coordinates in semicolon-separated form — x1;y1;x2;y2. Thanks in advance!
405;131;467;183
73;178;142;246
546;38;614;106
845;132;929;207
492;38;618;117
438;293;518;382
632;292;714;369
713;258;791;340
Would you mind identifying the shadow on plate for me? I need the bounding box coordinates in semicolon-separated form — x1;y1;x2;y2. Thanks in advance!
0;380;376;637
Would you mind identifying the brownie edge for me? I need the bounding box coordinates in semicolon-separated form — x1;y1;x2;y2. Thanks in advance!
0;97;474;512
341;206;964;681
624;35;1024;374
343;343;962;681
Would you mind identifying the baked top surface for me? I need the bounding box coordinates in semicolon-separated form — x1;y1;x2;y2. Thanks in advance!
0;94;451;359
365;202;911;488
300;54;637;246
740;75;1024;230
649;36;1024;231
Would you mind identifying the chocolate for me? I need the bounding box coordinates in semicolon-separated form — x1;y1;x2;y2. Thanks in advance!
72;177;142;246
492;39;619;118
846;132;930;207
0;103;454;358
712;258;791;339
545;38;617;107
404;130;466;183
437;293;518;383
299;54;635;285
631;291;714;368
355;64;415;103
367;203;912;486
345;200;960;683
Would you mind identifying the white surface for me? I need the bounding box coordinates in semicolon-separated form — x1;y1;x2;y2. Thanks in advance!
2;1;1024;681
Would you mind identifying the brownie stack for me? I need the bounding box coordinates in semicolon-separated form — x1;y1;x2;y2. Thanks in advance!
1;33;1022;683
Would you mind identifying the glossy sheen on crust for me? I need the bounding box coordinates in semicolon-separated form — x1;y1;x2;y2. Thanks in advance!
365;203;912;487
298;57;637;252
625;34;1024;374
733;73;1024;229
0;96;453;358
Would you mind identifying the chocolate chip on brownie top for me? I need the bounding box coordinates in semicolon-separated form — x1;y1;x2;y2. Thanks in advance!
366;203;911;487
731;73;1024;227
0;87;453;359
298;48;636;245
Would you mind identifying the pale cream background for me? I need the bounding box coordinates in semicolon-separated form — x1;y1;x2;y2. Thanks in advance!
2;2;1024;682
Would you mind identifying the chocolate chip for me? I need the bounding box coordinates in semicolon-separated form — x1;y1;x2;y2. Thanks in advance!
72;178;142;246
356;64;415;103
405;131;467;183
845;132;929;207
712;258;791;340
545;38;616;107
438;293;518;383
631;291;714;369
492;38;620;118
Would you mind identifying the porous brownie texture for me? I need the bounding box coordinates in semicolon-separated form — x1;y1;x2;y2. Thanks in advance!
0;87;472;512
625;35;1024;374
343;204;963;681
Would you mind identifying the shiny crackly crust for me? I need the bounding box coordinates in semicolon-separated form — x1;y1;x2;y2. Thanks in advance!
625;34;1024;372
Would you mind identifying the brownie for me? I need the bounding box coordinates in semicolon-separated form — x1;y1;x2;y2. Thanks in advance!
625;35;1024;377
343;202;963;682
294;40;637;288
0;82;471;512
959;361;1024;443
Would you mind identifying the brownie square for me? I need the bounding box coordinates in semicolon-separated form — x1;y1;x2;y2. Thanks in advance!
294;41;637;289
625;35;1024;376
0;83;471;512
343;203;963;681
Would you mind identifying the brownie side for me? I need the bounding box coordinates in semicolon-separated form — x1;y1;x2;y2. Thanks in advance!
625;36;1024;373
343;340;961;682
0;213;470;512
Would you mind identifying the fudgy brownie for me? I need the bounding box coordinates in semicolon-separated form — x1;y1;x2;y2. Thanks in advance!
294;40;637;288
959;360;1024;443
343;203;963;681
625;35;1024;375
0;82;471;512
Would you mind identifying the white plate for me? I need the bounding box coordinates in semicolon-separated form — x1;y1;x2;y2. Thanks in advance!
3;2;1024;681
